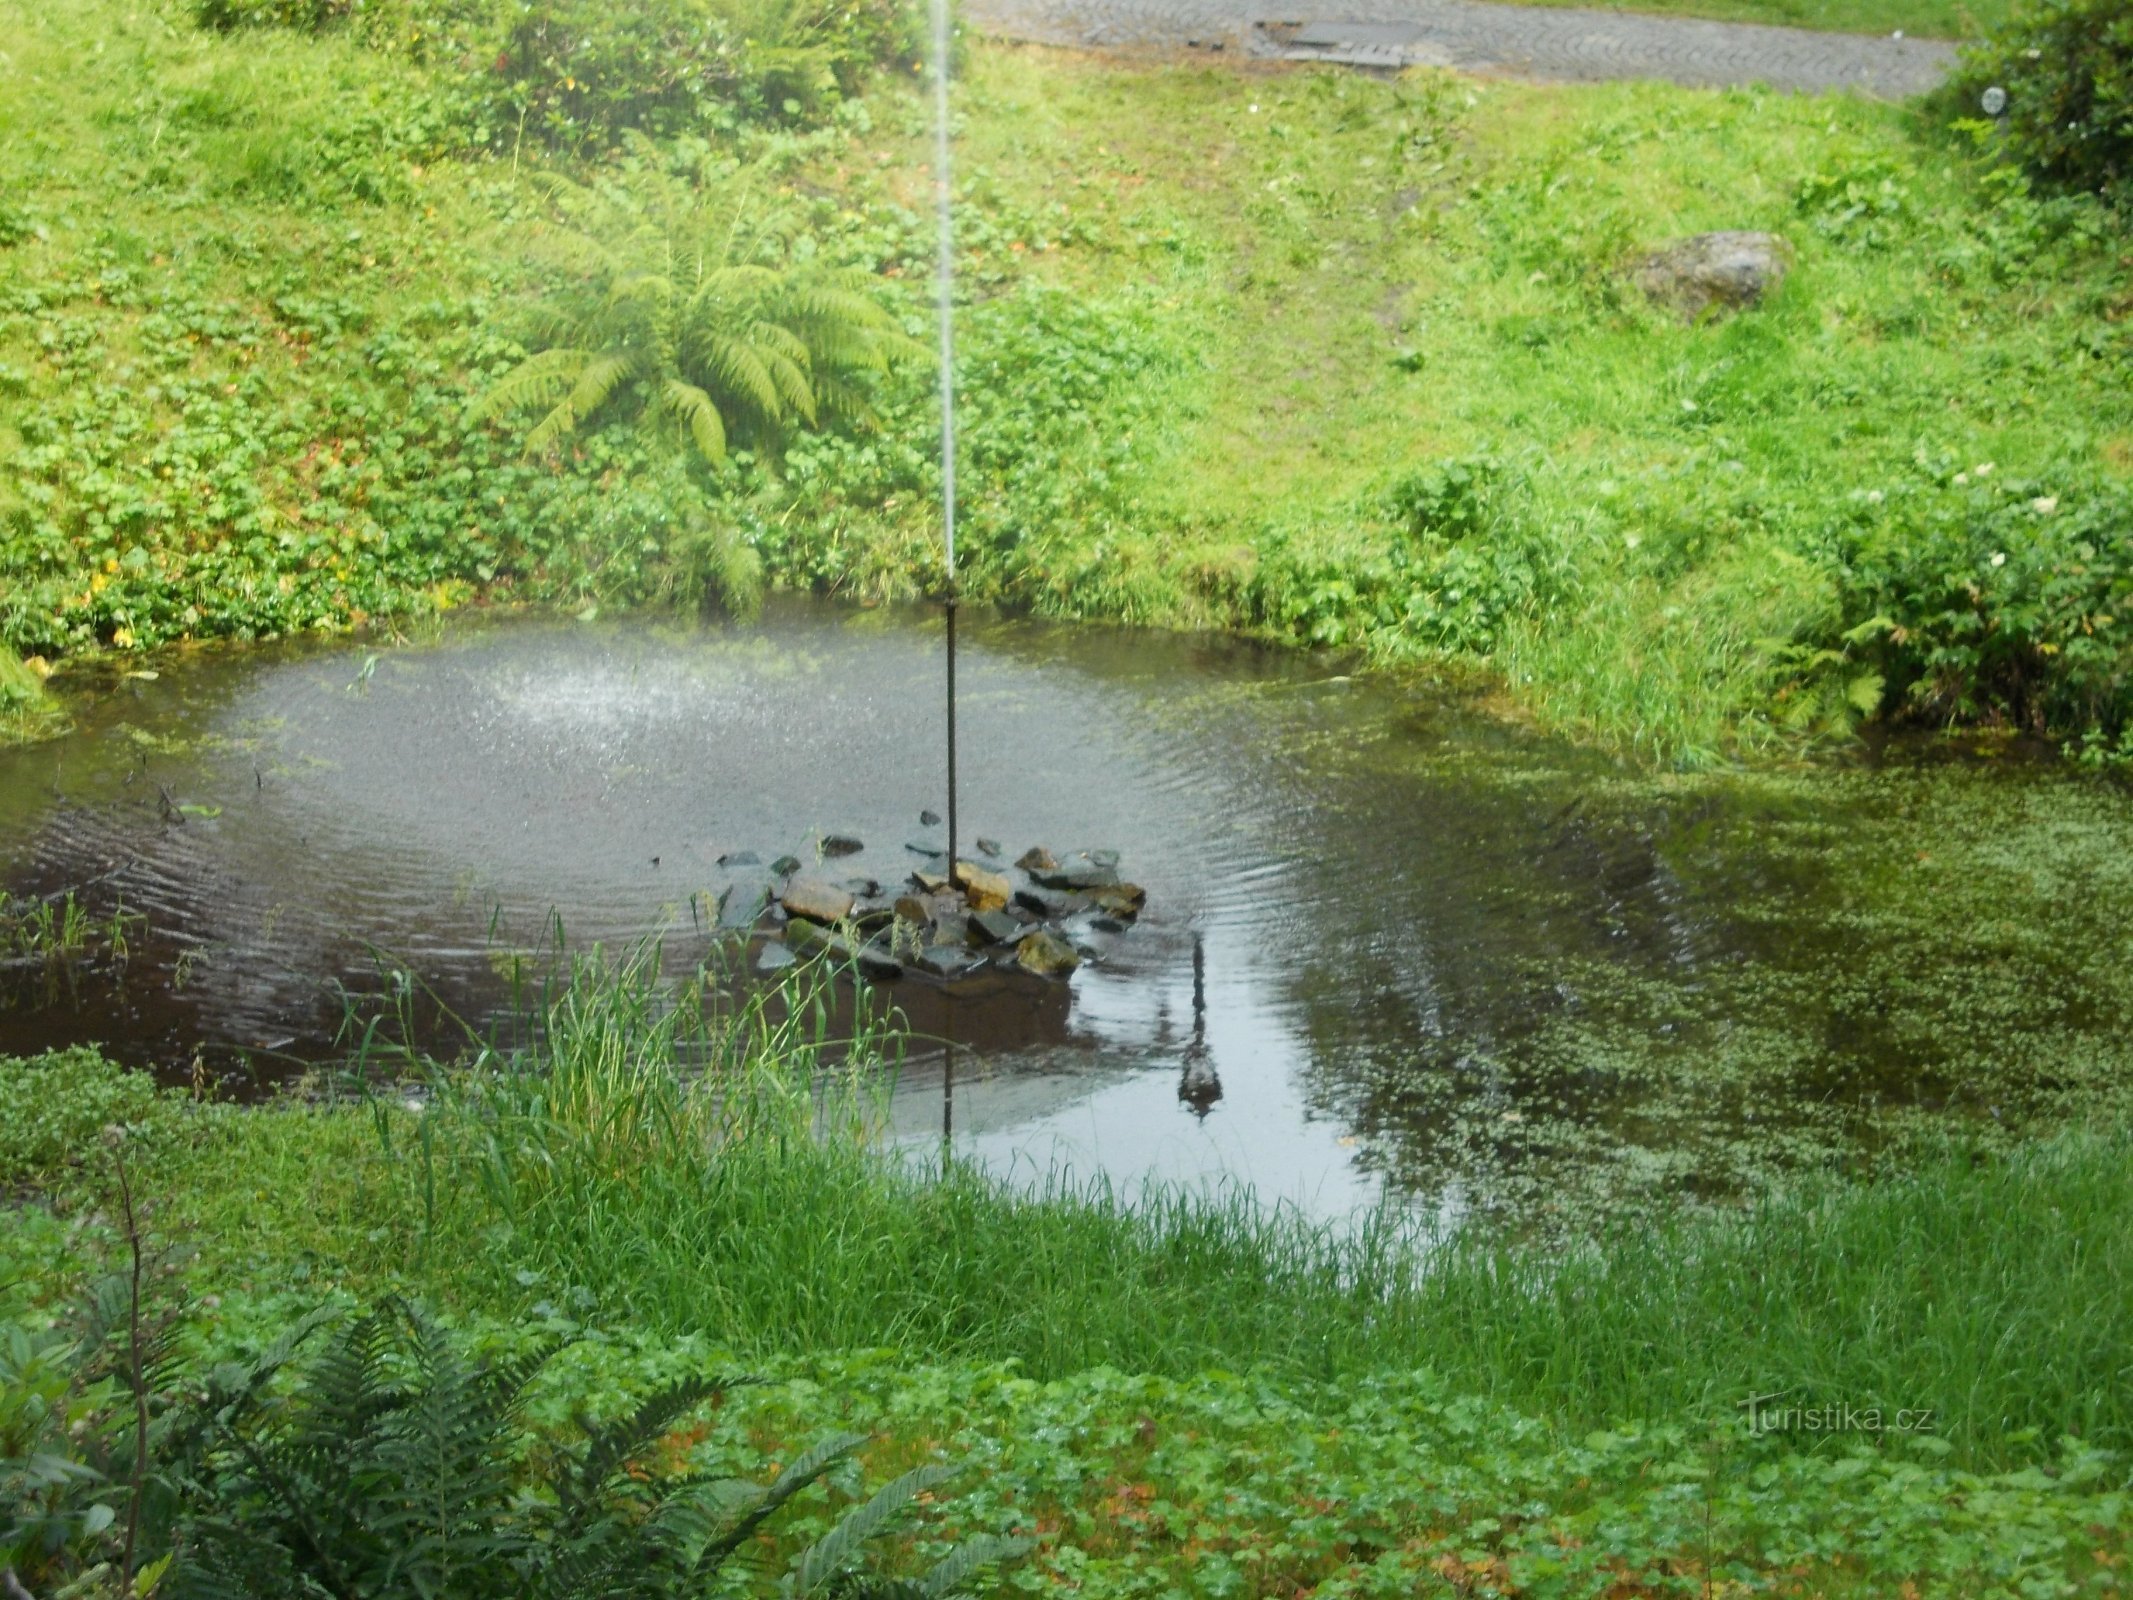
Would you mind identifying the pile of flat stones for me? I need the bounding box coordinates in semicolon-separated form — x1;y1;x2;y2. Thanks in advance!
713;815;1145;985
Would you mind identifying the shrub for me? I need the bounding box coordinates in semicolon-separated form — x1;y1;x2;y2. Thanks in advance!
1832;473;2133;739
494;0;918;144
1948;0;2133;201
193;0;350;27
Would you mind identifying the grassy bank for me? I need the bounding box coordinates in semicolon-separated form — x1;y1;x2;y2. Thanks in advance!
4;0;2128;763
4;993;2132;1595
5;952;2130;1467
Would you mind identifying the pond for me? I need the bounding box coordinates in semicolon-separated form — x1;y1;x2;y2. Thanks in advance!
6;600;2132;1229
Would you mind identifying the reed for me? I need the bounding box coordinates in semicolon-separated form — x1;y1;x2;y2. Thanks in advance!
378;956;2133;1468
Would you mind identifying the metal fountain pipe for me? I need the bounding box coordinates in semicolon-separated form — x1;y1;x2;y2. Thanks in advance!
930;0;961;881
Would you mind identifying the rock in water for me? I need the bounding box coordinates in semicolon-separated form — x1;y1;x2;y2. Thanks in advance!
718;880;773;929
755;941;797;974
952;860;1013;912
919;808;941;826
1016;846;1059;872
976;837;1003;858
1031;857;1120;893
853;941;903;981
770;854;802;877
717;849;760;867
916;944;983;980
1015;884;1087;919
967;908;1025;947
1632;232;1792;321
820;833;865;858
1015;929;1081;977
784;917;900;979
782;877;856;924
784;917;832;954
1089;883;1147;920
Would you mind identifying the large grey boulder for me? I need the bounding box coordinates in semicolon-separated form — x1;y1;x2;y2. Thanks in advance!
1632;232;1793;320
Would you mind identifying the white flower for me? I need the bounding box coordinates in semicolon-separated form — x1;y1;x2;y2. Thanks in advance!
1625;531;1642;549
1867;489;1884;504
1681;398;1698;412
1990;551;2007;568
1249;103;1261;113
1955;472;1970;486
2031;496;2059;515
1975;462;1994;476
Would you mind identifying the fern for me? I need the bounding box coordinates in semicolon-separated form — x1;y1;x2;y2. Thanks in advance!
158;1302;1024;1600
472;140;918;466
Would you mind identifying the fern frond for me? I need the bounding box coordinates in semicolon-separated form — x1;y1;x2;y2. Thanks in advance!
917;1533;1033;1597
659;378;730;464
687;1431;869;1578
697;336;787;426
789;1464;956;1596
525;399;580;454
465;348;590;423
565;351;639;421
560;1375;724;1523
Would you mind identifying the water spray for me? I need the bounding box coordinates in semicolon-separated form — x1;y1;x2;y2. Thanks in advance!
930;0;960;882
931;0;961;1146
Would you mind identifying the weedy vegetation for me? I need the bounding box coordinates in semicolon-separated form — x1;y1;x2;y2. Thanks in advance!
3;0;2129;763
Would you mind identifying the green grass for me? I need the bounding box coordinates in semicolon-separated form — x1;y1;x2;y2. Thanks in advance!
6;947;2132;1596
3;3;2128;764
9;951;2126;1472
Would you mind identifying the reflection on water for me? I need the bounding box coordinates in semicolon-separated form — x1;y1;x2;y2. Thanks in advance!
5;599;2133;1226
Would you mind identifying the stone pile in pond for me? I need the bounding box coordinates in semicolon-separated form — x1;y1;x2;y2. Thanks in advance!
722;819;1144;985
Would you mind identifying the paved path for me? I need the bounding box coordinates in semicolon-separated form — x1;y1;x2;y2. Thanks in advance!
966;0;1957;96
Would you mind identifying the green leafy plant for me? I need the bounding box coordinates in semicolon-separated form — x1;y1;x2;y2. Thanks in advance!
1947;0;2133;201
0;1052;168;1189
162;1299;1023;1599
470;144;914;467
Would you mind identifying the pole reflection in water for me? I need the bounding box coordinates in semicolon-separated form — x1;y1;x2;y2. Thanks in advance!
1178;931;1221;1119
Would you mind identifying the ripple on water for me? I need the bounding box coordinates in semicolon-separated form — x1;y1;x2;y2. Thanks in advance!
5;600;2133;1227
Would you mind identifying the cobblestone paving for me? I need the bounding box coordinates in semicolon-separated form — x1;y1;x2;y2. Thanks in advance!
967;0;1957;95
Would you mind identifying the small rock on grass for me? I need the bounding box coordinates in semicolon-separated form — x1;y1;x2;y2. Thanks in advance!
1632;231;1792;321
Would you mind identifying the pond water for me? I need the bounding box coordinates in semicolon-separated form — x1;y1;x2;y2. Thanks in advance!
6;600;2133;1228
